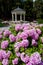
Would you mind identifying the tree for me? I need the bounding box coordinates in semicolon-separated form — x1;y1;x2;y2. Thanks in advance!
24;0;33;21
0;0;24;20
34;0;43;19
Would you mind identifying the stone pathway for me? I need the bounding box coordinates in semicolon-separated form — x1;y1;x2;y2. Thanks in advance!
0;26;11;31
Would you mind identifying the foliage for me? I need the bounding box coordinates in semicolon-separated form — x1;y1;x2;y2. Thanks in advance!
24;0;33;21
33;0;43;19
37;19;43;24
0;23;5;27
0;0;43;20
0;0;33;20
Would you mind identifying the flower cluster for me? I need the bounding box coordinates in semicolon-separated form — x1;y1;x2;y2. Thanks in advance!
30;52;41;65
3;30;11;37
9;34;16;42
32;39;37;46
15;24;22;31
0;50;11;65
0;23;43;65
2;59;9;65
16;28;41;47
14;40;41;65
1;40;9;49
20;52;30;63
12;58;18;65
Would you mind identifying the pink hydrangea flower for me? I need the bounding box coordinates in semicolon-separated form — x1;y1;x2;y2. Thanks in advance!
21;23;27;29
20;52;26;63
6;51;11;58
32;39;37;46
23;26;29;31
36;28;41;35
24;30;29;35
23;24;30;30
16;32;21;41
20;39;29;48
39;61;43;65
24;55;30;63
27;28;39;40
0;50;9;60
28;29;36;37
1;40;9;49
22;23;30;30
3;30;11;37
32;32;39;40
30;52;41;65
2;59;9;65
20;32;28;40
20;52;30;63
16;52;21;57
0;50;3;61
26;62;32;65
15;24;22;31
0;31;3;35
2;50;7;59
12;58;18;65
9;34;16;42
1;50;11;59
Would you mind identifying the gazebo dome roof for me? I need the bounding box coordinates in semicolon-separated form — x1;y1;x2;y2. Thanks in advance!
11;7;25;12
11;7;25;21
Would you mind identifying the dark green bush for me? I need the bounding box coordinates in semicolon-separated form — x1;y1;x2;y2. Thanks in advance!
37;19;43;24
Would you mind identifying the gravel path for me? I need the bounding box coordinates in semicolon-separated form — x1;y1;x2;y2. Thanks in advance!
0;26;11;31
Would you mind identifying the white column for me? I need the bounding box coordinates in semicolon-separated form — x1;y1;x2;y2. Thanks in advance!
12;14;14;21
15;13;17;21
20;14;22;21
24;14;25;21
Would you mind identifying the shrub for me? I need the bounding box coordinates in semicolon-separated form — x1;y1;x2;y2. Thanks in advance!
0;23;43;65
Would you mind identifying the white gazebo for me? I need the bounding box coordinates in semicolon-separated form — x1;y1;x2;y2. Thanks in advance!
11;7;26;21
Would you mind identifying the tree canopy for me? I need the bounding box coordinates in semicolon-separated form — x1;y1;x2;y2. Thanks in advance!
0;0;43;21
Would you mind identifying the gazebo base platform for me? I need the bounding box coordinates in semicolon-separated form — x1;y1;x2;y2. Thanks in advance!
10;20;28;24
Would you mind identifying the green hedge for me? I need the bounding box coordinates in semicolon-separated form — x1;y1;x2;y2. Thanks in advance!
37;19;43;24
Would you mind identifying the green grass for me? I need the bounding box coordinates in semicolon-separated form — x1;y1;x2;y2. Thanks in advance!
0;23;5;27
0;22;9;27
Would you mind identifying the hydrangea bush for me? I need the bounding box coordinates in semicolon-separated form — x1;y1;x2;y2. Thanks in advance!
0;23;43;65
